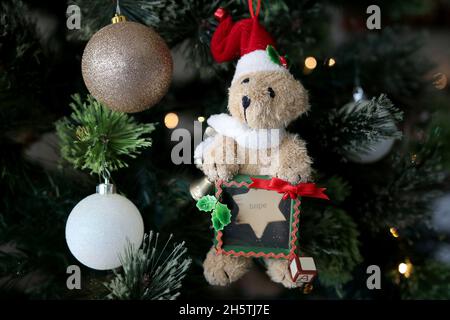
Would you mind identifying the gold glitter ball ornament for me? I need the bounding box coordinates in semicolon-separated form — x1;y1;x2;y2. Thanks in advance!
81;20;173;113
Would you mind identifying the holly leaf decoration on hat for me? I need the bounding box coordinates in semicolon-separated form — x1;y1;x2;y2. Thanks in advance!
266;45;290;69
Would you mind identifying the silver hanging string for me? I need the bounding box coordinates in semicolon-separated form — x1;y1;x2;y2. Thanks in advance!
116;0;121;15
99;140;112;186
97;167;115;195
102;167;111;185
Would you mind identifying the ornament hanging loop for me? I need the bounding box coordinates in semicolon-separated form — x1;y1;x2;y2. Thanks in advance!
248;0;261;18
97;166;115;194
97;169;115;194
100;166;112;185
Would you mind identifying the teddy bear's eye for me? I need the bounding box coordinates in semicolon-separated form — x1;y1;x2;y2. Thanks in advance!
268;87;276;98
241;78;250;84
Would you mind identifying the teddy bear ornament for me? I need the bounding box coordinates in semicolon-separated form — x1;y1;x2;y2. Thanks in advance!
194;1;329;289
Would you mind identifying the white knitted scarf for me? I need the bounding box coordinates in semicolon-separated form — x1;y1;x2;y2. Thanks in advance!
194;113;285;164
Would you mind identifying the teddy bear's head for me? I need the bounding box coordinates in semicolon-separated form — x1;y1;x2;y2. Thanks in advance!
227;70;309;129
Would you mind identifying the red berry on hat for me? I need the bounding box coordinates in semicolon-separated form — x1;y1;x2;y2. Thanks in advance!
214;8;229;22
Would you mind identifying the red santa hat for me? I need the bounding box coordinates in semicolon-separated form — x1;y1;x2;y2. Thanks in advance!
210;2;290;84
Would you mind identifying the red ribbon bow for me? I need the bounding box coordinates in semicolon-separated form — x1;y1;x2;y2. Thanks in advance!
249;177;329;201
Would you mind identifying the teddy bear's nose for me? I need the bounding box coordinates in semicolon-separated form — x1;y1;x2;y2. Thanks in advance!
242;96;251;110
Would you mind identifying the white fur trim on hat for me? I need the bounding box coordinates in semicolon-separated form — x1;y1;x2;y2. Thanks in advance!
232;50;288;84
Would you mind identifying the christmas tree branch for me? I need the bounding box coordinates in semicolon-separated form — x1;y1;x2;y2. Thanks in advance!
332;94;403;159
335;27;432;99
105;231;192;300
301;205;362;293
55;94;155;177
396;260;450;299
358;128;446;231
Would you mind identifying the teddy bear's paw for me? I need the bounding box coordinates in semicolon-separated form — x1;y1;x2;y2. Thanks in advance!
203;247;253;286
275;171;302;185
202;163;238;182
216;163;239;181
201;162;220;181
265;258;304;289
275;163;311;185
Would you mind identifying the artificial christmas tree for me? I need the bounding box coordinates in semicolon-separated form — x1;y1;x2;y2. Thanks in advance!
1;0;450;302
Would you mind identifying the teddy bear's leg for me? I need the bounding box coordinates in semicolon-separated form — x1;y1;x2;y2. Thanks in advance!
265;258;303;289
203;246;253;286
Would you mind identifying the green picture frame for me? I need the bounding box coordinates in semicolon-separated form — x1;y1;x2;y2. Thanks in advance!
213;174;301;260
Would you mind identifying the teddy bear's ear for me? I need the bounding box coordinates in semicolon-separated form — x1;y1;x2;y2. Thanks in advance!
285;81;310;126
273;76;310;127
300;84;310;114
291;79;310;118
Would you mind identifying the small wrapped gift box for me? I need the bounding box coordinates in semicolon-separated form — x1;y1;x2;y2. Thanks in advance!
289;255;317;283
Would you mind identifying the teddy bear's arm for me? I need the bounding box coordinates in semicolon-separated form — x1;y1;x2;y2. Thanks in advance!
275;134;312;184
201;134;240;182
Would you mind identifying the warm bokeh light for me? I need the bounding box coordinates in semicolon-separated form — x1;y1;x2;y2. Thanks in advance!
304;56;317;70
398;261;413;278
398;263;408;274
328;58;336;67
197;116;205;123
432;72;447;90
164;112;179;129
390;227;399;238
303;283;313;294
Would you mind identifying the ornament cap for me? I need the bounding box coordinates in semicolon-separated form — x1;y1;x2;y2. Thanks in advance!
96;182;116;195
111;14;127;24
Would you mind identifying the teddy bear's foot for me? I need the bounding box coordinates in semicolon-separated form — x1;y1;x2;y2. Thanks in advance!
203;247;253;286
265;258;304;289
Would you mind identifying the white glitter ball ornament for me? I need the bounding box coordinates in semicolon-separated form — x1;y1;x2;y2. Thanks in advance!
65;183;144;270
